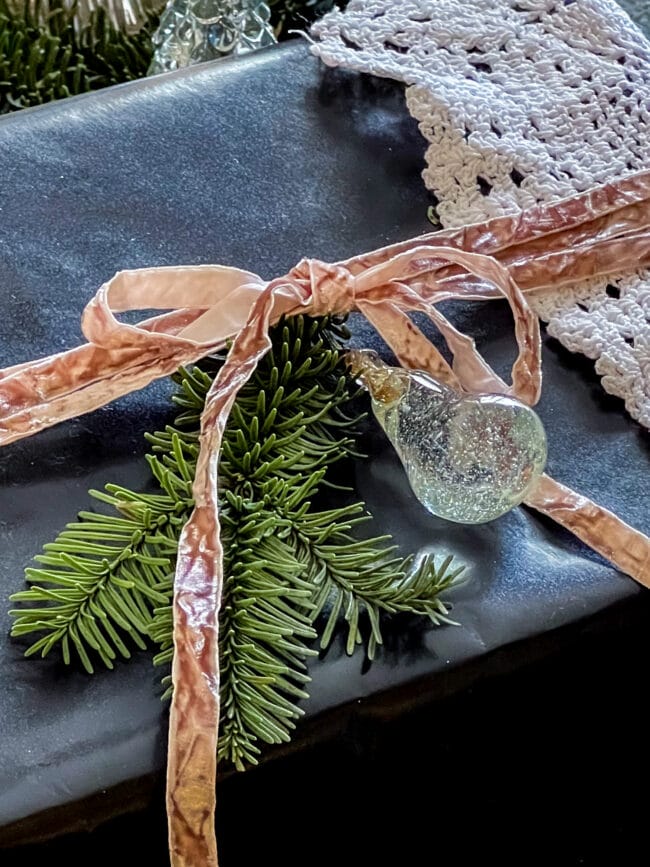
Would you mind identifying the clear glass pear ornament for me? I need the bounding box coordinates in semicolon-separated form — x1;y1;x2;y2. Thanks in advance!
349;350;547;524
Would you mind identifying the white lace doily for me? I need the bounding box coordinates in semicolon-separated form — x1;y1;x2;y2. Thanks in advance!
312;0;650;428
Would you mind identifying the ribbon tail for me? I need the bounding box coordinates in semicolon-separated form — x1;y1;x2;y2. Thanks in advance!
0;339;223;447
525;475;650;587
419;226;650;299
342;171;650;274
166;283;306;867
507;227;650;292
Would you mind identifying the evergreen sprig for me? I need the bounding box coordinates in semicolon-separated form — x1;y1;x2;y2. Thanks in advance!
10;315;462;770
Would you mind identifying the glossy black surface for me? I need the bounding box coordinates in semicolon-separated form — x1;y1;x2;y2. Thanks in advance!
0;42;648;833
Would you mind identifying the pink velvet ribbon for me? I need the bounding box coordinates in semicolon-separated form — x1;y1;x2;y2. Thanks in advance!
2;172;650;866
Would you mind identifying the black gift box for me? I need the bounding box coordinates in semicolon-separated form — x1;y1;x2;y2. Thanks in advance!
0;42;648;858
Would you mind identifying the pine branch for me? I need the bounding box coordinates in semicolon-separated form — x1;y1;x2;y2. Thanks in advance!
9;493;178;672
290;513;462;659
10;314;462;770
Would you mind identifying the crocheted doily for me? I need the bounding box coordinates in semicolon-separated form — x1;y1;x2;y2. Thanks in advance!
311;0;650;428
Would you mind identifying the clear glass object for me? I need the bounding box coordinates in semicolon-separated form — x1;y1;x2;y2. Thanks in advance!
149;0;276;74
349;350;547;524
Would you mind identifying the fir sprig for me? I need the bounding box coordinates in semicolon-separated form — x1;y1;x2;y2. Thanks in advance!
10;315;462;770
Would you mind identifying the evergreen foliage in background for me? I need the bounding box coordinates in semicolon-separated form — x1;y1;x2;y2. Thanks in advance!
268;0;345;37
0;0;349;114
0;0;155;112
10;316;461;770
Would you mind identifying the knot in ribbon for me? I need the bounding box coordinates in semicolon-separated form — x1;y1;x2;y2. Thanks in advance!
288;258;357;316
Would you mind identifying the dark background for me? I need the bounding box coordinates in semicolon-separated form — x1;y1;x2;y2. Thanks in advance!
4;596;650;866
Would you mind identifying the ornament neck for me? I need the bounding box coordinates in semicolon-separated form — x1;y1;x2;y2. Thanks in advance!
346;349;408;405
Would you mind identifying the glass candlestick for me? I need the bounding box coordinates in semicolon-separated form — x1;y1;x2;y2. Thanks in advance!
149;0;276;75
349;350;547;524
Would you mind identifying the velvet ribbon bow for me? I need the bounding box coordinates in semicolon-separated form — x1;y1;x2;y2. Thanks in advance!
2;172;650;866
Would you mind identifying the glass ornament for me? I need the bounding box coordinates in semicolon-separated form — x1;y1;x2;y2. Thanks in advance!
350;350;547;524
